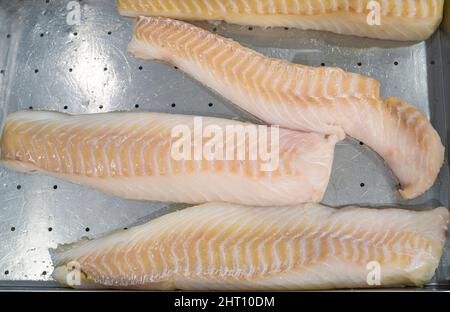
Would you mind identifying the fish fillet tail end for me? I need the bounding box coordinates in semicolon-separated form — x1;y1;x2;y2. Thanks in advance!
384;97;445;199
128;17;163;61
50;239;102;289
413;207;450;285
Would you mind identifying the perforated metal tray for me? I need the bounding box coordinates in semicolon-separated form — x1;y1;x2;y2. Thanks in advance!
0;0;449;289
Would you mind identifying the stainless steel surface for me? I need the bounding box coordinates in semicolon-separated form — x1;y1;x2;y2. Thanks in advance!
0;0;449;288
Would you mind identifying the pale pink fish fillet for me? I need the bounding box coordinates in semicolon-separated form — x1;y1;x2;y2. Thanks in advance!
128;16;445;200
0;110;338;206
51;202;449;290
117;0;444;41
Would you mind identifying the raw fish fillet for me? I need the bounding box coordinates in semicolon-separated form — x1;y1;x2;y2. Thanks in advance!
118;0;444;41
0;110;337;206
51;203;449;290
128;16;445;199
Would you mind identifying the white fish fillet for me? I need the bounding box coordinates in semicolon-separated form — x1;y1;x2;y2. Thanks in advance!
128;16;445;199
0;110;337;206
51;202;449;290
117;0;444;41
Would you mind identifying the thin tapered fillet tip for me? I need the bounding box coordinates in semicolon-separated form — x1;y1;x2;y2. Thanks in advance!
382;96;445;199
50;238;106;289
52;265;99;289
52;265;70;286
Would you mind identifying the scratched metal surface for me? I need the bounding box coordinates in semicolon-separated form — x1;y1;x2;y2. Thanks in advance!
0;0;448;288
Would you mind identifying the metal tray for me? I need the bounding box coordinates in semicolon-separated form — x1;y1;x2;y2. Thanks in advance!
0;0;449;289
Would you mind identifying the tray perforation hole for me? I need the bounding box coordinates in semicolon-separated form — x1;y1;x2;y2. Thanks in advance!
53;185;58;190
208;102;213;107
63;105;68;110
138;65;143;70
107;31;112;35
0;69;4;75
4;270;9;275
360;182;365;187
6;34;11;39
171;103;176;108
69;68;73;72
73;32;78;36
320;63;325;67
99;105;104;110
34;69;39;74
430;60;435;65
174;66;178;70
40;33;44;38
42;271;47;276
29;106;33;110
85;227;90;232
394;61;399;66
10;227;15;232
357;62;362;67
48;227;53;232
16;184;21;190
134;104;139;109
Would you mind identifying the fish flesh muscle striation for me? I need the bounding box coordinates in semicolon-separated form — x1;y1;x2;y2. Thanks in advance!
118;0;444;41
51;202;450;290
0;110;337;205
128;16;445;199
